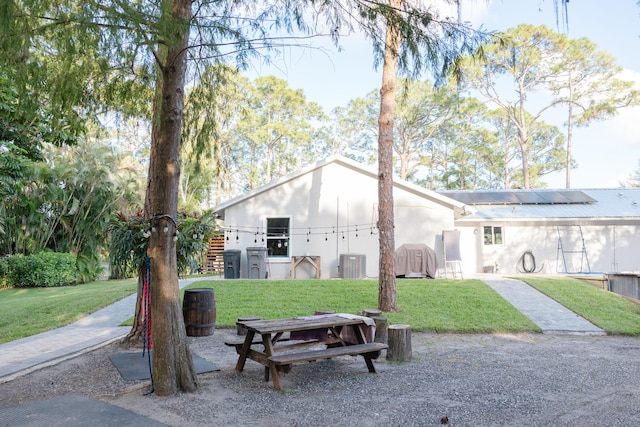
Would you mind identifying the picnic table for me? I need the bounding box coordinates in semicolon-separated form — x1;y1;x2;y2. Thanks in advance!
233;314;388;389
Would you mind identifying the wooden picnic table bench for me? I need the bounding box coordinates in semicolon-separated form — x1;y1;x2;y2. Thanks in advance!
234;314;387;390
224;333;345;354
268;342;387;372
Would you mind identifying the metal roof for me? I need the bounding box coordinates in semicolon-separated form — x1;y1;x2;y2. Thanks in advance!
438;189;640;221
438;189;596;205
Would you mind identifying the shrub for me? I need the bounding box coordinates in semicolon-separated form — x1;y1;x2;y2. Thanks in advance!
0;257;8;288
5;252;79;287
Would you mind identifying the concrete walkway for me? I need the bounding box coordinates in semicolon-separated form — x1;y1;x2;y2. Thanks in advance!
482;277;605;335
0;277;210;384
0;276;604;384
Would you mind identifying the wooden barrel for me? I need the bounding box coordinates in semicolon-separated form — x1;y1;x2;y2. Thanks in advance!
182;288;216;337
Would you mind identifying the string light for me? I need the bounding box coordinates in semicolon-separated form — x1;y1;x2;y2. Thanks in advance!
218;223;378;244
146;214;178;237
141;214;210;243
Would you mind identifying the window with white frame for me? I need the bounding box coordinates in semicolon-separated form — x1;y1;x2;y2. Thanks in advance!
483;225;503;246
266;217;290;257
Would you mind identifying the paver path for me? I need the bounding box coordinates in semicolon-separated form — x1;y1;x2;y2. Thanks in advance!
481;277;605;334
0;277;210;383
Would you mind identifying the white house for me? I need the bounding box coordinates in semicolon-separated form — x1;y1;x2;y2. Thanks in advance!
213;156;640;278
212;155;470;279
441;189;640;276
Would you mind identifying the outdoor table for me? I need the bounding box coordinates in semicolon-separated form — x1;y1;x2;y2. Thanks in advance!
291;255;321;278
234;314;386;389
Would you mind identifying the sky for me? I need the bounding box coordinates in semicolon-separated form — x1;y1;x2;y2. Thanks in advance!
245;0;640;189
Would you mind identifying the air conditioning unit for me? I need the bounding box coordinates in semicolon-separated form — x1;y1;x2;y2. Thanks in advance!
339;254;366;279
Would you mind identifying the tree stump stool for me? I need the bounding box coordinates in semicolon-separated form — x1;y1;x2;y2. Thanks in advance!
371;316;389;344
386;324;412;362
236;316;261;335
360;309;388;344
363;308;382;317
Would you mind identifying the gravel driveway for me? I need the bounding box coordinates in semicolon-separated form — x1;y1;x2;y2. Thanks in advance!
2;328;640;426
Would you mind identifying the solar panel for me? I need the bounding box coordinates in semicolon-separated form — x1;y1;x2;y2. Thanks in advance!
439;190;596;205
555;190;596;204
514;192;544;204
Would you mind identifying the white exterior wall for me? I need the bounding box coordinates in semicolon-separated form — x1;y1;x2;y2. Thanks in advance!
221;161;455;279
456;221;640;275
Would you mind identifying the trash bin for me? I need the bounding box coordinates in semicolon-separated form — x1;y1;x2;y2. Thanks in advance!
222;249;241;279
246;247;268;279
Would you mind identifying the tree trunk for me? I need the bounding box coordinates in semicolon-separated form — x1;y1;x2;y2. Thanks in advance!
124;266;146;344
516;104;531;189
126;95;160;345
565;82;574;189
147;0;198;396
377;0;402;313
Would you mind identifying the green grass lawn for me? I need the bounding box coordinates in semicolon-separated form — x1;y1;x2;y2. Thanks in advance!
3;276;640;345
183;279;539;333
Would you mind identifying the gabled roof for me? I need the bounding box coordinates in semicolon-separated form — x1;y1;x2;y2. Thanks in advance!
440;188;640;221
213;155;473;220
